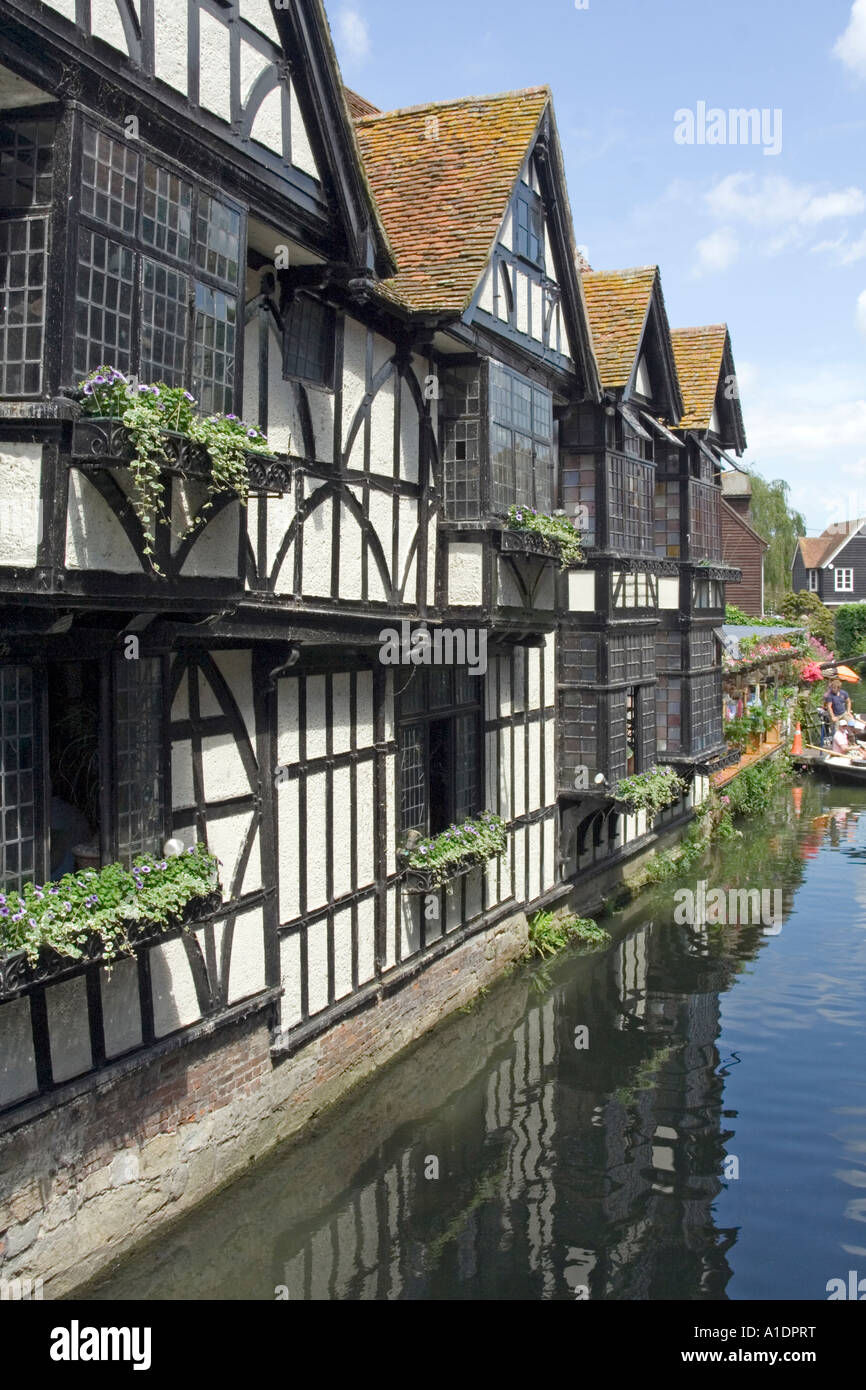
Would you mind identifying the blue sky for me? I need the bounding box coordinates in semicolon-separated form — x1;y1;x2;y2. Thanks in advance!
329;0;866;536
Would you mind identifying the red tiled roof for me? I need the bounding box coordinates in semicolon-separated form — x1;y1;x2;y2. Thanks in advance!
354;87;550;312
670;325;729;430
344;87;380;119
580;267;659;390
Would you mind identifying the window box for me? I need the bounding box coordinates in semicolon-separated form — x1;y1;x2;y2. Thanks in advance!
495;527;563;562
69;418;287;491
0;887;222;1002
402;861;477;895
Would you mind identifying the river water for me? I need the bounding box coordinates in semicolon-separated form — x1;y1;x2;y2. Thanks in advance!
83;774;866;1301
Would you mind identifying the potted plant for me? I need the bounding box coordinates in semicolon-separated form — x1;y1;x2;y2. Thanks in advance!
504;505;584;569
724;716;749;752
0;842;222;1000
399;812;507;892
71;367;278;575
746;705;765;751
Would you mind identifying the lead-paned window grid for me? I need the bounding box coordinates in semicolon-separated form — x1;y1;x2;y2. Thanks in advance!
654;479;680;558
141;257;189;386
74;229;135;377
141;161;192;261
0;217;48;395
638;686;656;771
443;417;480;521
0;118;54;210
74;122;241;408
688;479;721;561
114;656;164;864
656;632;682;673
81;126;138;234
561;456;597;545
515;191;544;266
561;632;597;683
282;292;333;388
454;713;479;823
0;665;36;894
194;284;236;414
656;675;682;753
689;672;722;753
399;724;426;834
607;454;653;553
608;689;627;784
489;362;554;515
562;689;599;778
690;629;717;670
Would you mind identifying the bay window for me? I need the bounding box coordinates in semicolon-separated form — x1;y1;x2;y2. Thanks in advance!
0;113;54;397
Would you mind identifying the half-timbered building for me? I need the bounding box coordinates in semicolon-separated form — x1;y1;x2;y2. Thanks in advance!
659;325;745;768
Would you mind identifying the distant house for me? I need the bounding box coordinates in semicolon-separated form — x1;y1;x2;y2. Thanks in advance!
720;472;769;615
792;521;866;607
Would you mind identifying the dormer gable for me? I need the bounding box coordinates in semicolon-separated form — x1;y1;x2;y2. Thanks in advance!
581;266;682;424
670;324;747;453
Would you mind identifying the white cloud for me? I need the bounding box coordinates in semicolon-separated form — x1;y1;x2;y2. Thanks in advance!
336;6;371;66
857;289;866;334
693;227;738;274
705;173;865;229
834;0;866;80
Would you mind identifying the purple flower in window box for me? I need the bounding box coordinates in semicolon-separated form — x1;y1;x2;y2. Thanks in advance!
183;392;196;403
0;908;8;918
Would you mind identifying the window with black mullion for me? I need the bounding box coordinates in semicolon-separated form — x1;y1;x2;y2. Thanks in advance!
397;668;482;836
72;119;242;413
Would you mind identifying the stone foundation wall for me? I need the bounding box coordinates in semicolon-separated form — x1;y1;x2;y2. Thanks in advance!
0;909;529;1297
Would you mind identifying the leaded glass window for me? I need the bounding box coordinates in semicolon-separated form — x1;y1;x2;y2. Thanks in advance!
515;190;544;266
0;115;54;397
397;668;482;836
489;363;554;514
441;366;482;522
0;665;36;894
689;672;723;754
114;656;164;864
73;122;242;408
282;292;334;388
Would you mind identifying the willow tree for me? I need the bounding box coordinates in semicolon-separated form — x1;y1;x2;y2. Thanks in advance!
745;469;806;612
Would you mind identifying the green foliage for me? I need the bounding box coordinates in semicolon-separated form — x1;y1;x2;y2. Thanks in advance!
403;812;506;886
0;842;220;966
835;604;866;659
525;910;610;958
506;505;584;568
776;589;836;649
79;367;272;575
723;752;792;819
724;716;749;749
614;765;687;815
641;791;736;886
744;469;805;610
724;604;782;627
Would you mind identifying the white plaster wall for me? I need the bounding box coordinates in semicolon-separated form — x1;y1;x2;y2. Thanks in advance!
306;385;335;464
101;958;142;1058
41;0;76;20
306;674;327;760
46;976;92;1083
202;731;250;802
65;472;141;573
240;0;280;41
0;443;41;566
341;316;367;461
369;373;395;476
250;81;284;158
544;717;556;795
199;12;232;123
306;771;328;911
239;40;270;105
207;812;262;898
355;760;375;887
567;570;596;611
334;907;353;999
400;895;421;960
516;272;529;335
280;931;302;1027
306;917;328;1014
214;650;255;744
277;677;300;767
356;671;374;746
227;907;265;1003
658;577;679;608
513;826;525;902
91;0;129;55
496;559;523;608
171;739;195;811
448;542;483;606
153;0;188;93
385;753;396;876
177;498;240;578
400;378;420;484
527;719;541;811
367;488;394;600
0;998;37;1108
530;280;544;342
332;673;351;755
528;820;542;901
290;85;319;179
357;897;376;983
338;494;364;601
332;765;353;900
302;483;333;597
513;723;526;818
277;777;300;922
395;496;417;597
543;815;556;891
527;647;541;708
478;268;495;315
543;634;556;705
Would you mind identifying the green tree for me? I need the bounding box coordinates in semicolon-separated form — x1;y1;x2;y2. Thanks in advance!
835;604;866;659
744;469;806;611
778;590;835;648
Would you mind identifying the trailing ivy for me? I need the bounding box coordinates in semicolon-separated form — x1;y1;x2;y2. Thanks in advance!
78;367;273;575
402;811;506;886
614;765;687;816
506;505;584;568
0;842;220;966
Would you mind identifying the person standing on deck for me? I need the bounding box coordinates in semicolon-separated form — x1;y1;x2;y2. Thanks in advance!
824;676;853;734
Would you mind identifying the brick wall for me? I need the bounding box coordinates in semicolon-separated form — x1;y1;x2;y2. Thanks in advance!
0;908;529;1296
